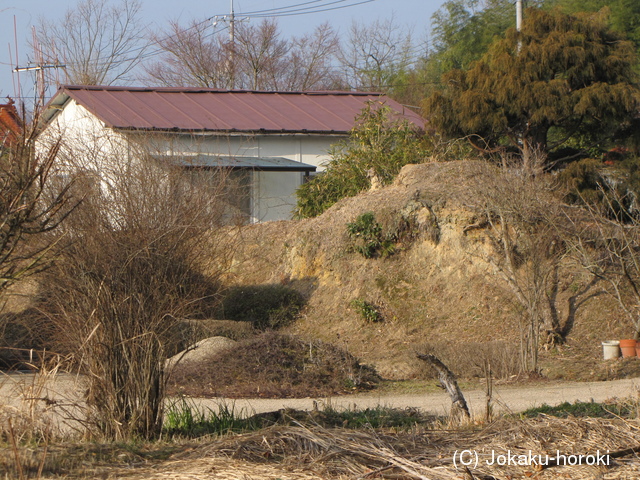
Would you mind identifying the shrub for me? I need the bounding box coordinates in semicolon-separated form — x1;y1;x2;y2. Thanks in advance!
346;212;395;258
350;298;383;323
37;156;233;440
219;284;305;330
295;102;430;218
168;331;380;398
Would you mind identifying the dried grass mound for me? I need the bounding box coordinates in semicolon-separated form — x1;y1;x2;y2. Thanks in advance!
165;336;237;371
167;331;379;398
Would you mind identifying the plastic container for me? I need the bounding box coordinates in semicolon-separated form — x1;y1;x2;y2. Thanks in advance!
602;340;620;360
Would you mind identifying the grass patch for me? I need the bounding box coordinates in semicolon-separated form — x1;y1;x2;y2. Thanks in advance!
315;405;430;429
163;400;433;439
350;298;383;323
164;398;260;438
519;400;637;419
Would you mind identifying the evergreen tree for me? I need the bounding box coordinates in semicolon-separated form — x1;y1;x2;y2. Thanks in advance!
424;8;639;174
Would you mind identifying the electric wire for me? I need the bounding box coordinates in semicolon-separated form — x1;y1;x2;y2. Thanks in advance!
23;0;378;69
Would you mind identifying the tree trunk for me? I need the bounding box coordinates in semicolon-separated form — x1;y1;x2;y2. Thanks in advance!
417;353;470;419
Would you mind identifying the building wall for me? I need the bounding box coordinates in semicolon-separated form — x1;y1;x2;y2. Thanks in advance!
129;132;344;222
253;171;304;222
147;132;343;171
39;102;344;222
38;99;131;176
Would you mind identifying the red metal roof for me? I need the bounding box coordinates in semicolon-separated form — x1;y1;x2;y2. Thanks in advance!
45;86;425;134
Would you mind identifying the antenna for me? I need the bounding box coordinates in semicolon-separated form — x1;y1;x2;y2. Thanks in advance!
14;26;66;109
13;16;21;108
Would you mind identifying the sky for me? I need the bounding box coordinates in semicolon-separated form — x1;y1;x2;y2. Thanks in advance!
0;0;451;104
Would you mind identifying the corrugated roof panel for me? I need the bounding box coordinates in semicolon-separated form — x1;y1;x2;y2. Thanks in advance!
166;154;317;171
51;86;425;133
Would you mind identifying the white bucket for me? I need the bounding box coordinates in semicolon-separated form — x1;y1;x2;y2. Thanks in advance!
602;340;620;360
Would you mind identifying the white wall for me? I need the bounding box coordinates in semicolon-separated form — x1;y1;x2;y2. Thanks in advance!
127;132;344;222
39;101;345;222
143;133;343;171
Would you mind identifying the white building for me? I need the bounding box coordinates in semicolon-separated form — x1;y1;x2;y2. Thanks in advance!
39;86;424;222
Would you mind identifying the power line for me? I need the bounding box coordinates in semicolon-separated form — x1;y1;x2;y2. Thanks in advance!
247;0;376;18
30;0;376;69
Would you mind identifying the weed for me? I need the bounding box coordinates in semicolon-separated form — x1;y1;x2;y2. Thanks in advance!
346;212;395;258
164;398;259;438
350;299;383;323
519;400;637;419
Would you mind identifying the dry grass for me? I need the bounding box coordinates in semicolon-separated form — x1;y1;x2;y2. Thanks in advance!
181;415;640;480
15;414;638;479
167;332;380;398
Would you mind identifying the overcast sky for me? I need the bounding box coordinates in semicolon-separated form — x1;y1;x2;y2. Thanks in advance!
0;0;452;103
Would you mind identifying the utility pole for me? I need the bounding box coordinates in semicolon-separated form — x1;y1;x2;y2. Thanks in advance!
230;0;235;45
229;0;236;89
516;0;523;31
214;0;246;89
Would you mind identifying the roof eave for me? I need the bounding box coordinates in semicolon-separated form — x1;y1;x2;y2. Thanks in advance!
39;89;72;129
116;127;350;136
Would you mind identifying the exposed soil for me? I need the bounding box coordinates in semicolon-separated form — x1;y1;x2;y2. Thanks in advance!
224;161;635;381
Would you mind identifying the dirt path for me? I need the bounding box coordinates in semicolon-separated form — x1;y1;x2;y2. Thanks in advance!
191;377;640;417
2;372;638;418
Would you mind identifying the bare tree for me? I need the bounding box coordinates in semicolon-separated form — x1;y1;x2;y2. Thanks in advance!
0;118;76;295
35;0;149;85
466;162;595;372
568;186;640;339
144;19;233;88
144;18;340;91
278;23;341;91
338;17;416;91
232;19;289;90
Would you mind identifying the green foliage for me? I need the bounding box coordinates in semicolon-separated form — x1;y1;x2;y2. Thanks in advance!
519;400;636;419
164;400;430;435
219;284;305;330
350;298;383;323
319;405;427;429
295;103;430;218
425;8;639;166
346;212;396;258
430;0;521;72
164;398;259;437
